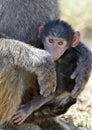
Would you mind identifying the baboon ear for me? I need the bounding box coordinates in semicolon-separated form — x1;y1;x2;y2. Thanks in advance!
38;22;45;33
72;31;80;47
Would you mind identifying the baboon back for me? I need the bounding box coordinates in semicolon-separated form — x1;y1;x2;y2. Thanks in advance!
0;0;60;46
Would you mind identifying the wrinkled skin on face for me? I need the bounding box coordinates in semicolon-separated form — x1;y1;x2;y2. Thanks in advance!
43;36;69;61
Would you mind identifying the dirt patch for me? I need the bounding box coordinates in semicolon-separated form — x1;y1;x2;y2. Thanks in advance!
64;72;92;129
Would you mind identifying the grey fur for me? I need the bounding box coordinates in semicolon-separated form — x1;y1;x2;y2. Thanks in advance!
0;0;60;45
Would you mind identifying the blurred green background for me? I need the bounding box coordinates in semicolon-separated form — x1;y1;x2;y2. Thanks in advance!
58;0;92;50
58;1;92;129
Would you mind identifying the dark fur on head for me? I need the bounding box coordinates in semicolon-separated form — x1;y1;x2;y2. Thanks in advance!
40;20;74;45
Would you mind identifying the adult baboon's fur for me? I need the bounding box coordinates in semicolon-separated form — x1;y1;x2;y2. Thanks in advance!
0;0;60;46
0;38;56;125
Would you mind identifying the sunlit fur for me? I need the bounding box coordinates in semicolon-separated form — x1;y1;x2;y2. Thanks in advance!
0;65;23;124
0;39;56;125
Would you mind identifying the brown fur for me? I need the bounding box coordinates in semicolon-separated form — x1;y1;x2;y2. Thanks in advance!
0;39;56;125
0;65;23;124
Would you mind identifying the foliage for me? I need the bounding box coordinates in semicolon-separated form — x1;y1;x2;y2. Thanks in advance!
59;0;92;30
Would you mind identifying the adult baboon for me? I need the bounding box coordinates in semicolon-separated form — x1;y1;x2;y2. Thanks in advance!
0;38;56;125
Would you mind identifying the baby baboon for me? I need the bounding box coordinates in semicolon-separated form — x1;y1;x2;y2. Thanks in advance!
12;20;92;125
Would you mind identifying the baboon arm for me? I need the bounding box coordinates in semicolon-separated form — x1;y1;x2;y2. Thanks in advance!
27;92;76;119
71;42;92;95
0;39;53;72
0;39;56;97
22;91;70;115
12;91;71;124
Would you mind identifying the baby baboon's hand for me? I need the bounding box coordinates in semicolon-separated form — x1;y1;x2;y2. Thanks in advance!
12;104;30;125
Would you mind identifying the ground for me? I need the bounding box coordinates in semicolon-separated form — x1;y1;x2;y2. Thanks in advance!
64;72;92;130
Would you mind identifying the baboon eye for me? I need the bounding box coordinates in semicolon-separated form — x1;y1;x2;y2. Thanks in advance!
58;41;63;45
49;38;54;43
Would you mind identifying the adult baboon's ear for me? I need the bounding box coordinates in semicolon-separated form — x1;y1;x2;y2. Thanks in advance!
72;31;80;47
38;22;45;37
